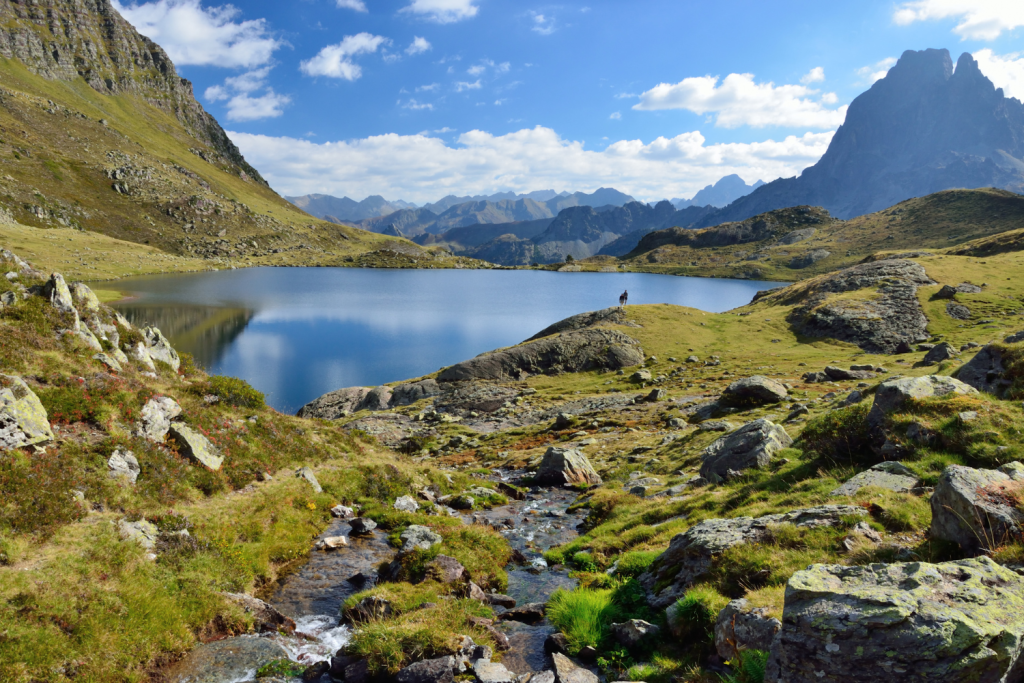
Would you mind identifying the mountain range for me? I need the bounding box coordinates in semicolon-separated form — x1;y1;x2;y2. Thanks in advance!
671;174;765;209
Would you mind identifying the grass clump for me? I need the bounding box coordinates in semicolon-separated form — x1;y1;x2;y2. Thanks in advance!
547;587;619;653
799;403;872;464
257;659;305;678
671;584;729;643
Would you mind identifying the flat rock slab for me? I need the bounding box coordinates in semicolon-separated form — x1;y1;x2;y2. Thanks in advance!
168;424;223;471
830;462;919;496
164;636;288;683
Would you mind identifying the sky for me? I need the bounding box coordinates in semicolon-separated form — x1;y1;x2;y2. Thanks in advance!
110;0;1024;205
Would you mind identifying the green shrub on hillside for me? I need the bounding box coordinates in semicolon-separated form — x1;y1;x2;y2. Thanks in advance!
672;584;729;643
800;403;872;463
203;375;265;410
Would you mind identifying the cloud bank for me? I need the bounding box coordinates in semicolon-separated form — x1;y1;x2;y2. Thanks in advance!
894;0;1024;41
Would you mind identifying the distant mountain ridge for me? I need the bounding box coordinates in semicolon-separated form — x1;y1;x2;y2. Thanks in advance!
672;175;765;209
285;194;416;223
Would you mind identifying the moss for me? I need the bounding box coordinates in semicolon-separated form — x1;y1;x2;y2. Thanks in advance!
256;659;305;678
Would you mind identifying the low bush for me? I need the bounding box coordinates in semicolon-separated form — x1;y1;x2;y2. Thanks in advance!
203;375;266;410
799;403;872;464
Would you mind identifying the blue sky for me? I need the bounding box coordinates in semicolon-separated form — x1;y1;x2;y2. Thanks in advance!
112;0;1024;204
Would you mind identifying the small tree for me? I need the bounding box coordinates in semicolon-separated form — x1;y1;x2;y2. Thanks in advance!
565;254;575;263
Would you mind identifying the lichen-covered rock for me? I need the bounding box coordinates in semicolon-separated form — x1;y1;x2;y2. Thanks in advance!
143;326;180;371
715;599;781;661
437;329;644;382
135;396;182;442
0;374;54;450
929;463;1024;552
168;424;223;471
128;341;157;372
765;557;1024;683
390;379;441;406
639;505;867;609
399;525;442;553
720;376;788;407
108;449;140;484
867;375;978;431
72;325;103;352
551;652;598;683
43;272;76;314
70;282;101;313
699;419;792;481
295;467;322;493
93;352;123;373
830;462;919;496
535;447;602;486
118;518;158;549
394;495;419;513
957;345;1012;396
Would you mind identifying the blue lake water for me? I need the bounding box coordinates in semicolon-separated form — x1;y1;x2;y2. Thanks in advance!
111;268;784;414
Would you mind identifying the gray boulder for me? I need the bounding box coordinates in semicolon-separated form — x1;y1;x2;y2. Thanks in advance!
396;656;456;683
220;592;297;634
720;376;788;407
128;342;157;372
295;467;322;493
639;505;867;609
350;517;377;534
296;386;371;419
425;555;466;584
1006;330;1024;344
867;375;978;430
135;396;181;442
437;329;644;382
143;326;180;371
394;495;420;513
360;386;393;411
118;518;158;549
390;379;441;407
400;525;442;553
44;272;76;314
0;374;54;450
699;419;792;481
830;462;919;496
930;463;1024;552
70;282;101;313
957;345;1012;396
766;557;1024;683
609;619;660;648
93;352;123;373
535;447;602;486
920;342;960;366
789;249;830;269
778;228;816;245
946;302;971;320
823;366;876;381
551;652;598;683
473;661;514;683
168;424;223;471
108;449;140;484
630;369;652;383
715;599;781;661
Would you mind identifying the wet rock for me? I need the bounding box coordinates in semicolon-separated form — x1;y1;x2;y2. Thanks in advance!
93;352;122;373
108;449;140;484
295;467;322;493
331;505;355;518
535;447;602;486
396;656;456;683
135;396;181;442
143;326;180;372
220;592;296;634
699;419;793;481
545;633;569;654
164;637;288;683
867;375;978;433
551;652;598;683
639;505;867;609
486;593;516;609
766;557;1024;683
394;495;420;513
390;379;441;407
956;345;1012;396
609;619;660;648
350;518;377;535
920;342;960;366
720;376;788;408
314;535;348;550
714;599;781;661
437;329;644;382
474;661;515;683
499;603;546;624
344;659;371;683
0;374;54;450
830;462;919;496
118;518;158;549
168;424;223;471
426;555;466;584
346;596;393;623
302;661;331;682
400;525;442;553
929;462;1024;552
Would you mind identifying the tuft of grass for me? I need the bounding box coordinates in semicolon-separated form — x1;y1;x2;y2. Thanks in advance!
547;587;620;654
799;403;872;464
615;550;662;578
672;584;730;643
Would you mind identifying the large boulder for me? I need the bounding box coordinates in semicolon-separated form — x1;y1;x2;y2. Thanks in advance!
957;345;1013;396
526;307;626;342
766;557;1024;683
639;505;867;609
720;376;788;407
143;326;181;372
930;462;1024;552
867;375;978;430
390;379;441;407
920;342;960;366
70;282;101;313
437;329;643;382
715;599;781;661
789;249;831;269
823;366;876;381
135;396;182;443
699;419;792;481
128;342;157;372
43;273;76;314
535;447;602;486
830;462;919;496
297;386;371;419
0;375;54;450
168;424;223;471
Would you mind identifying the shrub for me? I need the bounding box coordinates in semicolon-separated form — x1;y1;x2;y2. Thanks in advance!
719;649;769;683
205;375;265;410
0;450;89;537
800;403;872;463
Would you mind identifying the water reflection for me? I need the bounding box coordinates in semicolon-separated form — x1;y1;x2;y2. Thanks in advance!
110;267;783;414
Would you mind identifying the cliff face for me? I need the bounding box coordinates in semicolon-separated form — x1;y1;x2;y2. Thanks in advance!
0;0;264;184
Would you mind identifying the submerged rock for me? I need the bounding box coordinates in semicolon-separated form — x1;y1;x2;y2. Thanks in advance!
930;462;1024;552
163;636;288;683
535;447;603;486
699;419;792;481
0;374;54;450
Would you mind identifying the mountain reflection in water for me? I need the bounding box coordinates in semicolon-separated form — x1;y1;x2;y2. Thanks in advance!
116;305;254;370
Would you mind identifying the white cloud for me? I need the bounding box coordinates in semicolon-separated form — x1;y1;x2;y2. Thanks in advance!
400;0;479;24
856;57;897;85
615;92;638;99
634;72;847;129
467;59;510;77
893;0;1024;40
402;99;434;111
468;64;486;76
530;11;556;35
112;0;282;68
203;67;290;121
800;67;825;84
455;80;482;91
336;0;367;11
300;33;389;80
229;125;834;204
406;36;432;55
434;127;456;133
416;83;440;92
609;112;621;120
974;49;1024;100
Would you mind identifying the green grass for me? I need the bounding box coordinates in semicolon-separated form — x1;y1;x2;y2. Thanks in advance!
547;587;621;653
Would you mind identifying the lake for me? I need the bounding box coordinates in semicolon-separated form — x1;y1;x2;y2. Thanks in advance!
111;268;784;413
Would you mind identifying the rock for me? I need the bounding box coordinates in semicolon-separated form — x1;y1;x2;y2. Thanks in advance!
554;413;576;430
394;495;419;513
551;652;598;683
344;659;371;683
720;376;788;407
360;386;393;411
699;419;793;481
714;599;781;661
302;661;331;682
823;366;876;381
467;582;487;602
295;467;322;493
644;388;666;402
767;557;1024;683
143;326;181;372
836;391;864;407
699;420;734;432
920;341;960;366
437;329;644;382
347;596;393;623
0;374;54;450
789;249;831;269
296;386;372;419
867;375;978;434
425;555;466;584
526;307;627;341
535;447;602;486
92;352;122;372
165;637;289;683
118;518;158;549
220;592;296;634
609;619;660;648
639;505;867;609
69;282;100;313
71;325;103;352
128;342;157;372
946;302;971;320
474;661;514;683
168;424;223;471
929;463;1024;552
314;536;348;550
499;603;546;624
108;449;140;484
934;284;959;299
44;273;76;314
545;633;569;654
630;370;653;383
350;517;378;534
390;379;441;407
134;396;182;442
830;462;919;496
1006;330;1024;344
400;525;442;553
331;505;355;518
395;656;456;683
957;345;1013;396
485;594;516;609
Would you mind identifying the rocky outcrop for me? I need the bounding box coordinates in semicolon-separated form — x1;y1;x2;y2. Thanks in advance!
715;599;781;661
296;387;372;419
957;345;1013;396
526;307;627;341
719;376;788;407
867;375;978;431
789;249;831;269
168;424;223;471
699;419;792;481
391;380;441;407
535;447;602;486
930;462;1024;552
221;592;296;634
437;329;643;382
143;327;180;372
135;396;182;443
640;505;867;608
108;449;140;484
0;374;54;450
766;557;1024;682
830;462;918;496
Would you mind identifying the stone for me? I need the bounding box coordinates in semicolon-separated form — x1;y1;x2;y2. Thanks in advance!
867;375;978;431
929;463;1024;552
294;467;322;493
394;495;419;513
920;341;960;366
44;272;76;314
545;633;569;654
345;659;371;683
400;525;442;553
766;557;1024;683
72;325;103;352
296;386;372;419
395;656;456;683
498;603;546;624
350;517;377;534
956;345;1013;396
331;505;355;518
535;447;602;486
485;594;516;609
315;536;348;550
644;388;665;402
830;462;919;496
425;555;466;584
609;619;660;648
166;637;289;683
551;652;598;683
526;307;628;341
474;661;514;683
946;302;971;320
168;424;223;471
714;599;781;661
630;370;652;383
789;249;831;269
346;596;393;623
720;376;788;407
0;375;54;450
698;420;734;432
639;505;867;609
93;352;122;372
390;379;441;407
134;396;182;443
220;592;296;634
360;386;393;411
467;582;487;602
128;342;157;372
554;413;576;430
143;326;181;371
823;366;876;381
699;419;793;481
1006;330;1024;344
302;661;331;682
70;282;101;313
108;449;140;484
118;518;158;549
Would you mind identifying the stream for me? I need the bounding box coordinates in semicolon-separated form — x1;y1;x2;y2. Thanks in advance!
164;473;587;683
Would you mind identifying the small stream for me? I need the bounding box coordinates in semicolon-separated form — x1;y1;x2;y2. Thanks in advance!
164;474;586;683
